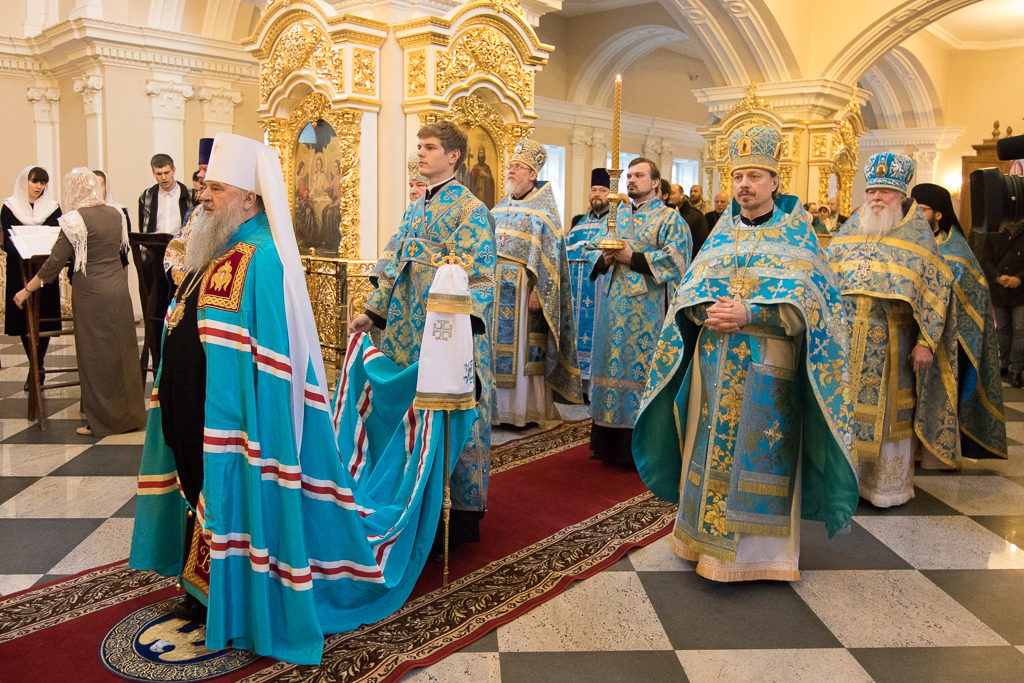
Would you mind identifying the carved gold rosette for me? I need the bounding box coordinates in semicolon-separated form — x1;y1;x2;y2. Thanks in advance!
262;91;363;259
260;21;344;104
434;27;533;108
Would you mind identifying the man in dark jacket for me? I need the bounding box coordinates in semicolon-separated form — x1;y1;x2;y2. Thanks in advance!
137;153;195;234
669;184;709;259
704;192;728;231
980;221;1024;386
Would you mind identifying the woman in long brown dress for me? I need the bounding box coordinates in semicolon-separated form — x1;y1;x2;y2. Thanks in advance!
14;168;146;436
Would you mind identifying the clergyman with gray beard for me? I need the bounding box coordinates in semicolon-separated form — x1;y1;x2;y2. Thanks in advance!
825;152;959;509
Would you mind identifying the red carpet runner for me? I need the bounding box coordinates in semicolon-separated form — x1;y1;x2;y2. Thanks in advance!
0;421;677;683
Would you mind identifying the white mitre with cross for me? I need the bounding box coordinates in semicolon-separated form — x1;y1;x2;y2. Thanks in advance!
414;257;477;411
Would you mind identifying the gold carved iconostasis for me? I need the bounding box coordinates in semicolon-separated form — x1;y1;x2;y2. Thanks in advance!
245;0;549;369
700;84;865;229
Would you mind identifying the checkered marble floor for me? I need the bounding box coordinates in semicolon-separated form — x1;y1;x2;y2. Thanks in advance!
2;331;1024;682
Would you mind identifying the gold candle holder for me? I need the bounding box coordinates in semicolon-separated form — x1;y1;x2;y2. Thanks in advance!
595;168;626;251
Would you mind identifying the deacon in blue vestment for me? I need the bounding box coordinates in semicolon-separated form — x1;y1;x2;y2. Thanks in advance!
633;123;858;582
911;183;1007;462
129;134;475;665
492;139;582;426
586;158;691;465
827;153;959;506
566;168;612;398
352;121;497;556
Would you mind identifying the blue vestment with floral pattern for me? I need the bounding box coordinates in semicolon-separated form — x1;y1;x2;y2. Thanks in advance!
633;196;859;562
364;181;496;511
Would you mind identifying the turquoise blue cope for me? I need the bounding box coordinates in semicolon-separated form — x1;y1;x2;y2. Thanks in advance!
633;196;859;560
936;227;1007;459
826;201;959;466
129;214;475;665
364;180;496;513
585;198;691;429
566;209;606;383
491;181;582;403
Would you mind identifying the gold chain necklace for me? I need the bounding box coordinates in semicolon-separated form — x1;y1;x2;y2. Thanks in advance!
727;218;770;300
165;271;204;333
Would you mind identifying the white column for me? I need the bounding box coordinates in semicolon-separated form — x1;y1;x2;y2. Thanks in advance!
378;36;405;254
196;86;242;137
569;130;591;222
660;144;675;184
592;133;609;172
360;113;379;260
74;74;104;171
912;148;938;185
68;0;102;20
27;86;61;199
145;79;193;171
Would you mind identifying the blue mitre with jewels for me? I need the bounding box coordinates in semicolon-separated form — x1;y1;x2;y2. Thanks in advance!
729;123;783;172
510;139;547;173
864;152;914;193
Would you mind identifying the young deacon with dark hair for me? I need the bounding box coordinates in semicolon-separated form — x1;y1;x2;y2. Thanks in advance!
352;120;497;559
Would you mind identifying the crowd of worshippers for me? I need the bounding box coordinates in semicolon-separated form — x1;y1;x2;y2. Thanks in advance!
1;119;1014;663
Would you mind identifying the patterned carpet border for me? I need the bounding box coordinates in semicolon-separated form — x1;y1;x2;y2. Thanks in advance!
0;562;174;643
237;491;676;683
490;419;591;474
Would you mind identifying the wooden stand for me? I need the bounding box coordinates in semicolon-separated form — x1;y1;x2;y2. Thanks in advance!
128;233;173;385
19;255;78;431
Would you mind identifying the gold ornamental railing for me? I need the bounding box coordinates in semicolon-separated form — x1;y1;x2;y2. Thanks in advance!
300;256;376;377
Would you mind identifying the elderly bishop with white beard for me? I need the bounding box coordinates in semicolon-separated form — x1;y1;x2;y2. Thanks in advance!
826;153;959;507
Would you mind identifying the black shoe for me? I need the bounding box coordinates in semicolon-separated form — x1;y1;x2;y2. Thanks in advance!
172;593;208;623
1002;367;1010;378
429;542;464;564
1011;372;1023;389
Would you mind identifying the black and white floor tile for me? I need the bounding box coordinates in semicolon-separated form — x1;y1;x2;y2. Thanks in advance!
2;331;1024;682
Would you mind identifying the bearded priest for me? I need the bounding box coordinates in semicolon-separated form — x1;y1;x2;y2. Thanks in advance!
911;182;1007;463
586;158;691;466
633;123;858;582
826;154;959;507
491;139;582;427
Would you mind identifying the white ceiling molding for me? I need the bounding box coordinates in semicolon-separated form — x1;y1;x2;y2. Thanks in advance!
694;78;867;121
0;18;258;82
202;0;242;42
567;24;688;106
884;47;940;127
720;0;791;81
860;126;964;150
925;22;1024;50
823;0;984;84
535;95;705;150
663;0;750;85
859;66;905;129
148;0;187;32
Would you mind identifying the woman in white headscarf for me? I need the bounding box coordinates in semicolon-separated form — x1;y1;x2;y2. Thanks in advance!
1;166;61;385
14;168;146;436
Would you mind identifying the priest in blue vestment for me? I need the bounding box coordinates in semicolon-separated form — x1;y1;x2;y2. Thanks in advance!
911;182;1007;462
370;151;428;289
129;133;476;665
352;121;496;557
633;123;859;582
827;153;959;506
566;168;612;398
586;158;691;465
492;139;582;426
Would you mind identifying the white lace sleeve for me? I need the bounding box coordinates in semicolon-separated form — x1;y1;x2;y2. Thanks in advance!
58;210;88;275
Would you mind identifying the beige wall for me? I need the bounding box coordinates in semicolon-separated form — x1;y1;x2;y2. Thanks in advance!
0;75;39;191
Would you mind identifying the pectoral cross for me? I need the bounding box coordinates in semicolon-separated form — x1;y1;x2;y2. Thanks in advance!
854;260;872;280
727;276;751;300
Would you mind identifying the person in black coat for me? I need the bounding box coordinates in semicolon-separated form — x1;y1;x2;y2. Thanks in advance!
1;166;62;388
979;221;1024;387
